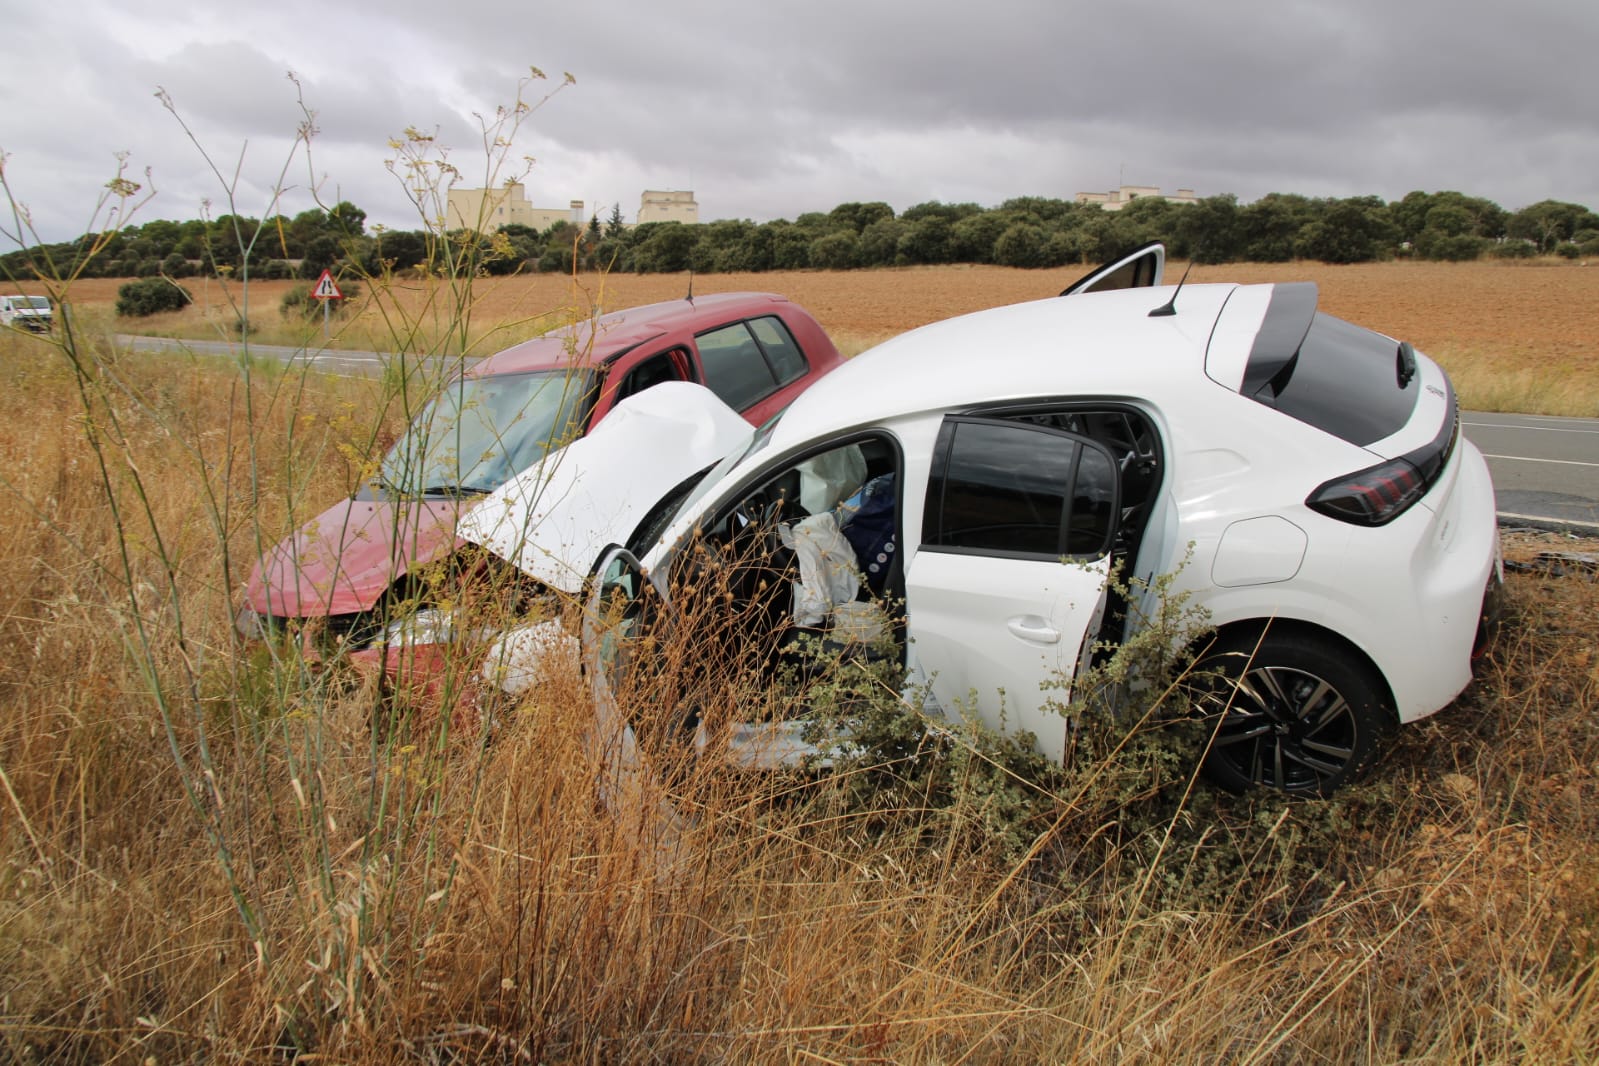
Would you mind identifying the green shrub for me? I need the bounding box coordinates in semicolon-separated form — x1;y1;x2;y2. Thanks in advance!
114;277;192;317
1420;233;1487;261
794;564;1220;866
1491;240;1537;259
808;231;860;270
994;223;1049;267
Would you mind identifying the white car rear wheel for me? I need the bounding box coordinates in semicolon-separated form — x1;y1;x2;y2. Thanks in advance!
1192;630;1393;796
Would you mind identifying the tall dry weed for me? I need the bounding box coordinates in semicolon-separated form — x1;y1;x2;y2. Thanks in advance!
1;80;1596;1065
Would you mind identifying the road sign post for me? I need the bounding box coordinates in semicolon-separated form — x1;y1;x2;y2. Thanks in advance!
310;269;344;339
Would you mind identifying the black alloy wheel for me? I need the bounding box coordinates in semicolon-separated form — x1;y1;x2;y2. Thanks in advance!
1193;630;1393;796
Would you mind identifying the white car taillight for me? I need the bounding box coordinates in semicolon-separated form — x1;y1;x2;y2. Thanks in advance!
1306;456;1428;526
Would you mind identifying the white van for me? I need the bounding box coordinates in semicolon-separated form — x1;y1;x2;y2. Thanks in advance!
1;295;52;332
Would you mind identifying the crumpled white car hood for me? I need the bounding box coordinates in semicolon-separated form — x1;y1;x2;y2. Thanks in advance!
458;381;753;592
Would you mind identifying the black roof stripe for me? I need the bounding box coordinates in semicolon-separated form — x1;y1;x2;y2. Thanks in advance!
1241;282;1318;401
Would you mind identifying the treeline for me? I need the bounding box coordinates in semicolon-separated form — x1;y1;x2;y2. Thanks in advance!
6;191;1598;282
0;201;373;282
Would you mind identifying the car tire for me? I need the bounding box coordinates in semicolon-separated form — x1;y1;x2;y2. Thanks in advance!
1190;629;1394;797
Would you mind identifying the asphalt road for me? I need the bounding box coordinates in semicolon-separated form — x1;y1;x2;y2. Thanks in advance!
116;334;406;376
117;335;1599;533
1461;412;1599;533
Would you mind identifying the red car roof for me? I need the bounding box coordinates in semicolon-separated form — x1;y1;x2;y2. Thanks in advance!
469;292;802;377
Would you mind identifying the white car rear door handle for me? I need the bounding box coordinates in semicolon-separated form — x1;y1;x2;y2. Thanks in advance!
1007;616;1061;644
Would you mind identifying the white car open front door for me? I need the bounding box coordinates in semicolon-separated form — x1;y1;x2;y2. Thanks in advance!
582;545;688;850
1059;241;1166;297
904;417;1121;763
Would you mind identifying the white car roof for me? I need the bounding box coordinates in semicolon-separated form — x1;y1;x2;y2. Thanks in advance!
765;283;1250;454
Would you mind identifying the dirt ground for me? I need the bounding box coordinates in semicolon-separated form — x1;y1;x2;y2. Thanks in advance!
39;258;1599;369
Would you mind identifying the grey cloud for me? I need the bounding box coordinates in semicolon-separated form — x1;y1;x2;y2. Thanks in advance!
4;0;1596;244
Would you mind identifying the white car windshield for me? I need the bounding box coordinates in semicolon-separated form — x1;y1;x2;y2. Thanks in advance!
376;370;593;498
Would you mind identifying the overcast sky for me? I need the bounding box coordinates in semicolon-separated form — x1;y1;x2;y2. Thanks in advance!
3;0;1596;244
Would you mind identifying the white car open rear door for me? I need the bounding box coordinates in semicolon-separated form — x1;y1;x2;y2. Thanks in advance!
904;418;1121;763
907;554;1109;762
1059;240;1166;296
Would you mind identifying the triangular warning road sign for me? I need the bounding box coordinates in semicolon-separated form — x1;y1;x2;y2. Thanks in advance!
311;270;343;300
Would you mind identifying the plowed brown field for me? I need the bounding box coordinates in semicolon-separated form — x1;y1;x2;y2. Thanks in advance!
45;258;1599;413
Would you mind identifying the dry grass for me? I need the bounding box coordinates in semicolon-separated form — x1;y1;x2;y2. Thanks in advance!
0;289;1596;1063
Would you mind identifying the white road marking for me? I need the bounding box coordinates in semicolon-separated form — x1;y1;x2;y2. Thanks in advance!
1507;414;1599;423
1481;454;1599;468
1463;421;1599;435
1496;511;1599;532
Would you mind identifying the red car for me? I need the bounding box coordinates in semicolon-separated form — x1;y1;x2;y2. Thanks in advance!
237;293;845;670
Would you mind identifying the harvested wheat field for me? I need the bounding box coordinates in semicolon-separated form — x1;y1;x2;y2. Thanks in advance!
57;256;1599;415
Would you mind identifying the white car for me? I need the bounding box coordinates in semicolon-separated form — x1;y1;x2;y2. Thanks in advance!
0;294;52;332
550;245;1501;796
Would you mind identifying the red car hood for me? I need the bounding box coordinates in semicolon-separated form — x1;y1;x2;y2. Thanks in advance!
243;497;461;617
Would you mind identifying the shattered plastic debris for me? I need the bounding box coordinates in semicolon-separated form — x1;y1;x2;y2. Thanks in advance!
1504;551;1599;579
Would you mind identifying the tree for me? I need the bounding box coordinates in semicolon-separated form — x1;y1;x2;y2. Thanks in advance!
828;201;895;234
1394;191;1507;248
725;223;774;272
1044;229;1084;266
138;219;181;256
605;203;626;240
286;209;325;255
1508;200;1598;252
1237;196;1307;262
326;200;366;238
993;223;1049;267
1424;234;1487;261
1091;197;1180;261
692;220;763;272
1174;195;1241;263
1424;203;1473;238
534;221;584;274
631;223;698;273
1412;203;1490;260
896;216;955;264
485;224;540;273
1389;190;1437;246
808;231;860;270
1295;197;1395;264
299;235;340;279
765;221;812;269
951;213;1007;263
858;218;907;266
998;196;1075;223
900;201;981;224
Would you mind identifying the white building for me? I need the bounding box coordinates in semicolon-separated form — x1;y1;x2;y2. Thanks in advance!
446;184;702;232
1076;185;1199;211
446;183;586;232
638;190;699;225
